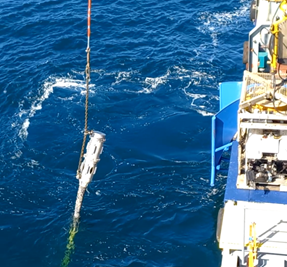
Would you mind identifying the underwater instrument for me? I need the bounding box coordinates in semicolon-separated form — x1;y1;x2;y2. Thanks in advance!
74;131;105;219
62;0;105;265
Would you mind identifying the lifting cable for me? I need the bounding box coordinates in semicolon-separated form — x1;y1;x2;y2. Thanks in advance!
76;0;92;180
61;1;100;266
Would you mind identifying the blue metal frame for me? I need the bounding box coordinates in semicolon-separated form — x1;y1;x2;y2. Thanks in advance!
210;82;242;186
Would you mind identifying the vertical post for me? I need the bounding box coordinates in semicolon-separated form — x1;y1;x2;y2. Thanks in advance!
248;224;254;267
270;23;278;75
242;208;245;265
253;223;257;263
210;115;216;186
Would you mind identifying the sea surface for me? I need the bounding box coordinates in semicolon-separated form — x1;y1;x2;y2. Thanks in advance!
0;0;252;266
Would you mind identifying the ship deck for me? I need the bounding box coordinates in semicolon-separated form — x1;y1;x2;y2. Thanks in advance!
220;200;287;266
224;141;287;205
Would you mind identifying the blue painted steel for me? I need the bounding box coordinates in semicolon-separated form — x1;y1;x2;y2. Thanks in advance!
211;81;242;186
210;99;240;185
219;82;242;110
224;142;287;204
258;52;268;69
211;116;216;186
215;142;233;153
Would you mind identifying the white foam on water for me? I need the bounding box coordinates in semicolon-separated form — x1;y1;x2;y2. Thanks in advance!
196;0;249;54
182;78;217;117
18;79;54;140
145;76;167;89
109;66;217;96
71;69;85;76
137;87;153;94
52;79;85;89
27;159;40;168
195;109;214;116
90;69;105;75
214;0;249;24
140;71;170;94
198;0;249;33
185;92;213;115
140;67;215;94
18;76;91;140
18;119;30;140
128;66;219;117
193;71;216;85
186;92;207;104
113;71;138;85
173;65;193;78
52;77;96;95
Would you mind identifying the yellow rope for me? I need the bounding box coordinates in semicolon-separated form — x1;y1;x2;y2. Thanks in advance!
61;221;79;267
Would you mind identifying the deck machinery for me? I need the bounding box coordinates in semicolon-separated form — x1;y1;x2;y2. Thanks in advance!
211;0;287;266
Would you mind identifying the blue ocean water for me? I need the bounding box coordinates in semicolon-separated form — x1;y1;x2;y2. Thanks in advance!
0;0;252;266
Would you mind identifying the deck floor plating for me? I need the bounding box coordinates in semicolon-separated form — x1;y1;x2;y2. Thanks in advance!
224;141;287;205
